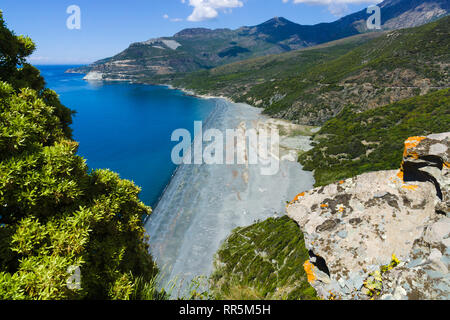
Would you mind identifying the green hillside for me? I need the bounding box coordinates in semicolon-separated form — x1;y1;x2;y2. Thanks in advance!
210;216;317;300
176;16;449;125
70;16;380;81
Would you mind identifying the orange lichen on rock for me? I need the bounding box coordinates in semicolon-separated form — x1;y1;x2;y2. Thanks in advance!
292;192;305;202
406;151;420;160
403;136;426;156
303;260;316;283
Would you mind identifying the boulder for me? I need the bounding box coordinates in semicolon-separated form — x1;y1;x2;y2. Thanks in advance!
287;133;449;299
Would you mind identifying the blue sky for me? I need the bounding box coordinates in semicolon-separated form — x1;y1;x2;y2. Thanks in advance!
0;0;381;64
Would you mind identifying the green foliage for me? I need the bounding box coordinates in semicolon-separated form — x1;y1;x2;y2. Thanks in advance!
0;11;161;300
0;83;66;160
210;216;317;300
363;270;383;297
129;276;167;300
299;89;450;187
0;119;159;299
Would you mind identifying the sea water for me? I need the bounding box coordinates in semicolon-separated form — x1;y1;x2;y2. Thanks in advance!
38;65;214;207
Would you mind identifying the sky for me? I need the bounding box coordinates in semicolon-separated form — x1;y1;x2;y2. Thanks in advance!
0;0;382;64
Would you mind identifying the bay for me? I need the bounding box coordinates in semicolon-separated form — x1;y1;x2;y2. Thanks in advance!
38;65;215;207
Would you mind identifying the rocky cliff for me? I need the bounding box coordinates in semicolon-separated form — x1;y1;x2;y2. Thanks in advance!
287;133;449;299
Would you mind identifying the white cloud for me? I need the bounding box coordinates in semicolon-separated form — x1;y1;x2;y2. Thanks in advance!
284;0;383;17
164;13;183;22
186;0;244;22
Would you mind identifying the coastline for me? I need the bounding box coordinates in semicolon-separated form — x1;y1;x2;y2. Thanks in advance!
77;68;236;104
163;83;236;105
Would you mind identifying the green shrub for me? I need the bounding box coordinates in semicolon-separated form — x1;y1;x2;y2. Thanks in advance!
210;216;317;300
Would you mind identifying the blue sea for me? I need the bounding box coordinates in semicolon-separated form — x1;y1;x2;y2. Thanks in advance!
38;65;215;207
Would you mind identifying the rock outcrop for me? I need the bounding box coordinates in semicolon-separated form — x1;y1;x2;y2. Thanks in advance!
287;133;449;300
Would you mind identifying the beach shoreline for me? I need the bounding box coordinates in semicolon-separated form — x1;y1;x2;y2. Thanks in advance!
143;96;317;296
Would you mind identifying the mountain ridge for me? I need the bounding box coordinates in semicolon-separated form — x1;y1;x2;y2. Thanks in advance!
174;16;449;126
68;0;449;81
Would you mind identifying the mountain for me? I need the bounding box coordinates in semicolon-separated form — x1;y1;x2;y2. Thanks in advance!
68;0;449;81
176;16;449;125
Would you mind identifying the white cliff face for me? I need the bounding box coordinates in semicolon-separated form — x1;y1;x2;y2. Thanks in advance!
83;71;104;81
161;40;181;50
383;2;448;30
140;38;182;50
287;133;449;300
